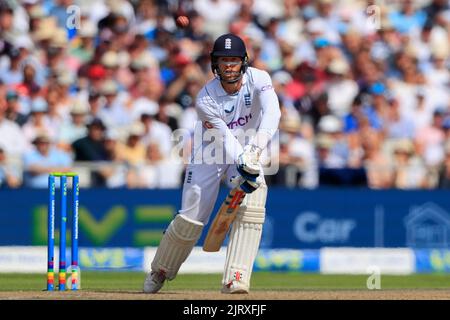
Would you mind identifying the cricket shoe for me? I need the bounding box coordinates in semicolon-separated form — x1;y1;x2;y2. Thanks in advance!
221;281;249;294
143;270;167;293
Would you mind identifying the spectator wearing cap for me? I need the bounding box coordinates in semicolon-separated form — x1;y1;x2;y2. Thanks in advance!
155;96;180;132
140;112;173;159
45;84;69;131
72;118;108;161
57;100;89;152
24;1;47;34
114;50;134;89
316;114;349;169
343;95;382;134
129;90;159;125
127;51;159;99
415;108;447;167
340;29;363;64
136;142;165;189
0;2;21;43
391;138;429;189
410;87;434;130
69;19;97;64
15;63;40;98
0;46;24;86
97;128;130;189
316;129;367;186
313;37;335;71
373;18;402;65
392;50;427;101
22;132;73;188
276;107;317;188
353;53;383;93
14;33;34;54
31;16;57;48
72;118;109;186
85;64;107;92
97;79;132;128
5;90;27;126
362;129;393;189
107;8;135;50
85;89;102;121
366;82;390;130
100;50;120;80
0;146;21;188
271;70;293;107
22;97;56;144
140;139;185;189
325;58;358;117
385;97;416;140
0;100;30;158
115;122;147;166
426;45;450;89
45;28;71;74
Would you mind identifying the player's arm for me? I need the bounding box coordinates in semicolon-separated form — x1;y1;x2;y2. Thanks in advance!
250;69;282;156
236;70;281;182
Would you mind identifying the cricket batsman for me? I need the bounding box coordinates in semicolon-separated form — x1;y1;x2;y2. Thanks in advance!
143;33;281;294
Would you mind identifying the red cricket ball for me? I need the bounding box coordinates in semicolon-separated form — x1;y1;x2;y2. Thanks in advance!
176;15;190;28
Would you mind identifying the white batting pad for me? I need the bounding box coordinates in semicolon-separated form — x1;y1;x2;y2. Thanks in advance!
222;184;267;293
151;214;204;279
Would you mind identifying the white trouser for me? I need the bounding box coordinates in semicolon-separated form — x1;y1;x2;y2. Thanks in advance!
179;163;263;224
150;163;266;285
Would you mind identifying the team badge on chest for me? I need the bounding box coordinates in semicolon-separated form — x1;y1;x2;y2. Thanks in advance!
244;93;251;107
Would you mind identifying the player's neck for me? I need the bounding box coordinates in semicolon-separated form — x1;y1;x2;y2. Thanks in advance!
220;79;243;95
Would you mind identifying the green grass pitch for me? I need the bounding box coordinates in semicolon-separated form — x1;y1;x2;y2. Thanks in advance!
1;272;450;292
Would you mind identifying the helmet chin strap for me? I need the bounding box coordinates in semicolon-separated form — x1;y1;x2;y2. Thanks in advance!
216;70;243;84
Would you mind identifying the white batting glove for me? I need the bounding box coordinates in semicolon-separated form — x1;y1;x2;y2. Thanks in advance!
236;144;263;181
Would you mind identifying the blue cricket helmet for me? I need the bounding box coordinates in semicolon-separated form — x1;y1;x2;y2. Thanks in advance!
210;33;248;82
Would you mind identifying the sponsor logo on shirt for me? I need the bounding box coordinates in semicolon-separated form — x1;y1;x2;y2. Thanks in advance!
224;105;235;113
227;113;252;129
261;85;273;91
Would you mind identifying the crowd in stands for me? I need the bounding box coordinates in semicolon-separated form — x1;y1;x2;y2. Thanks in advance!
0;0;449;189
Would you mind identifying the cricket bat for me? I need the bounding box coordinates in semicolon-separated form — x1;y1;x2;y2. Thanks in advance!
202;188;246;252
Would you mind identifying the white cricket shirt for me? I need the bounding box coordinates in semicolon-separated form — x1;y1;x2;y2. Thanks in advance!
194;67;281;164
